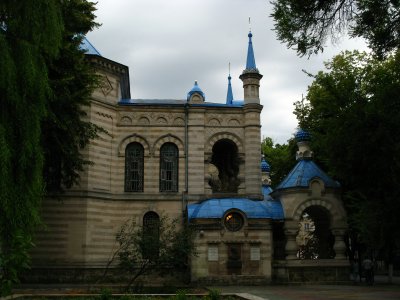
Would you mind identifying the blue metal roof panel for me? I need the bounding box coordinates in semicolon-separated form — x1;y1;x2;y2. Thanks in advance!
80;37;101;56
187;197;284;220
118;99;244;107
276;159;340;190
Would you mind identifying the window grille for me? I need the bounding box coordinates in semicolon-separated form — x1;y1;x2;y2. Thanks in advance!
125;143;144;192
160;143;178;192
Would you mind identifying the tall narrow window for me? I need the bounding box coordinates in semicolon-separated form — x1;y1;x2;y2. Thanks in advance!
125;142;144;192
142;211;160;259
160;143;178;192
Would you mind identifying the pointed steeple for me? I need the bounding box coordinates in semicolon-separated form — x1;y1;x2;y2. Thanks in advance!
239;19;263;104
246;31;257;71
226;63;234;104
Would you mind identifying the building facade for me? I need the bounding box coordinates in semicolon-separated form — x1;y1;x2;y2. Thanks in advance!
29;32;349;284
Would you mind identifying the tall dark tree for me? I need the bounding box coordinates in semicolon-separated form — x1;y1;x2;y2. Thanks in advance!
294;50;400;266
42;0;100;192
271;0;400;58
0;0;63;294
0;0;99;294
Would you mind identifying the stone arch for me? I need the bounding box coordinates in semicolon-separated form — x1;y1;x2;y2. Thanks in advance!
292;198;342;225
156;117;168;125
206;132;243;154
120;115;132;125
138;116;150;125
118;134;151;157
173;117;184;126
208;118;221;126
228;118;240;126
153;134;184;157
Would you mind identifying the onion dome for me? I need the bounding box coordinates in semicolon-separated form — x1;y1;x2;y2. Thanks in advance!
295;129;311;142
261;158;270;172
187;80;205;101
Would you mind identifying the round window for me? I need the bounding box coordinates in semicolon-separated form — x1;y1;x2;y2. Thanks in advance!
224;212;244;231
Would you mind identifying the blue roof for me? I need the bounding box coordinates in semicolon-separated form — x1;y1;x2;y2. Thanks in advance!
118;98;244;107
187;198;284;220
187;81;205;100
262;185;273;196
226;75;234;104
276;159;340;190
245;32;257;71
80;37;101;56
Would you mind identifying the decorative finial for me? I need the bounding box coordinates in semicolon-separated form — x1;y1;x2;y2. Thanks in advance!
228;62;231;79
249;17;251;32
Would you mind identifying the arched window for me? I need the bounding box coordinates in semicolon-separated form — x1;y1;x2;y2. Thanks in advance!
160;143;178;192
142;211;160;259
125;142;144;192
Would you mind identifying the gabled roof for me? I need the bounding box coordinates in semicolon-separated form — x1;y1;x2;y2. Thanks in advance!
187;198;283;220
276;159;340;190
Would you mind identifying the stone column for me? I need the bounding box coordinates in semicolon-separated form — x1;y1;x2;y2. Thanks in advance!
284;221;299;260
332;228;347;259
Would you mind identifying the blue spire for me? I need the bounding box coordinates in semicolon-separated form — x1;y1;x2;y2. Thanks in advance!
245;31;257;70
226;73;234;104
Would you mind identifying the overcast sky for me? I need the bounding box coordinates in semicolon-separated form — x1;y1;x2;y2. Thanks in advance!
87;0;367;144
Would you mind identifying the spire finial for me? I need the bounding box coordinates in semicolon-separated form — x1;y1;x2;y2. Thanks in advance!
249;17;251;32
228;62;231;78
245;20;256;70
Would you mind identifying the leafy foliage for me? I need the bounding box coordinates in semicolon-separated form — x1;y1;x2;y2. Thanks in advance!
261;137;297;187
294;50;400;262
0;0;63;295
106;216;196;290
271;0;400;57
0;0;100;294
42;0;100;192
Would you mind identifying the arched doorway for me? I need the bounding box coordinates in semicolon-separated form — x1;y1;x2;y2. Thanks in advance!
210;139;240;193
296;206;335;259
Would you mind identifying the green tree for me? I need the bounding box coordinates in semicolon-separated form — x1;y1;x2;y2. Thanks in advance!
294;50;400;266
42;0;100;192
0;0;100;293
261;137;297;187
271;0;400;57
0;0;63;294
104;216;196;291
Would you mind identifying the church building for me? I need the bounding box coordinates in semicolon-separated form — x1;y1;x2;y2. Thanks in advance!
29;30;349;284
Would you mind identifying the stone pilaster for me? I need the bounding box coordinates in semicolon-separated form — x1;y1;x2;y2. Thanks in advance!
332;228;347;260
284;221;299;260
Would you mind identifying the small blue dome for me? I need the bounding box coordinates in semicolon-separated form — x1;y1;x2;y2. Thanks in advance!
261;158;270;172
248;32;253;38
187;80;205;100
295;129;311;142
